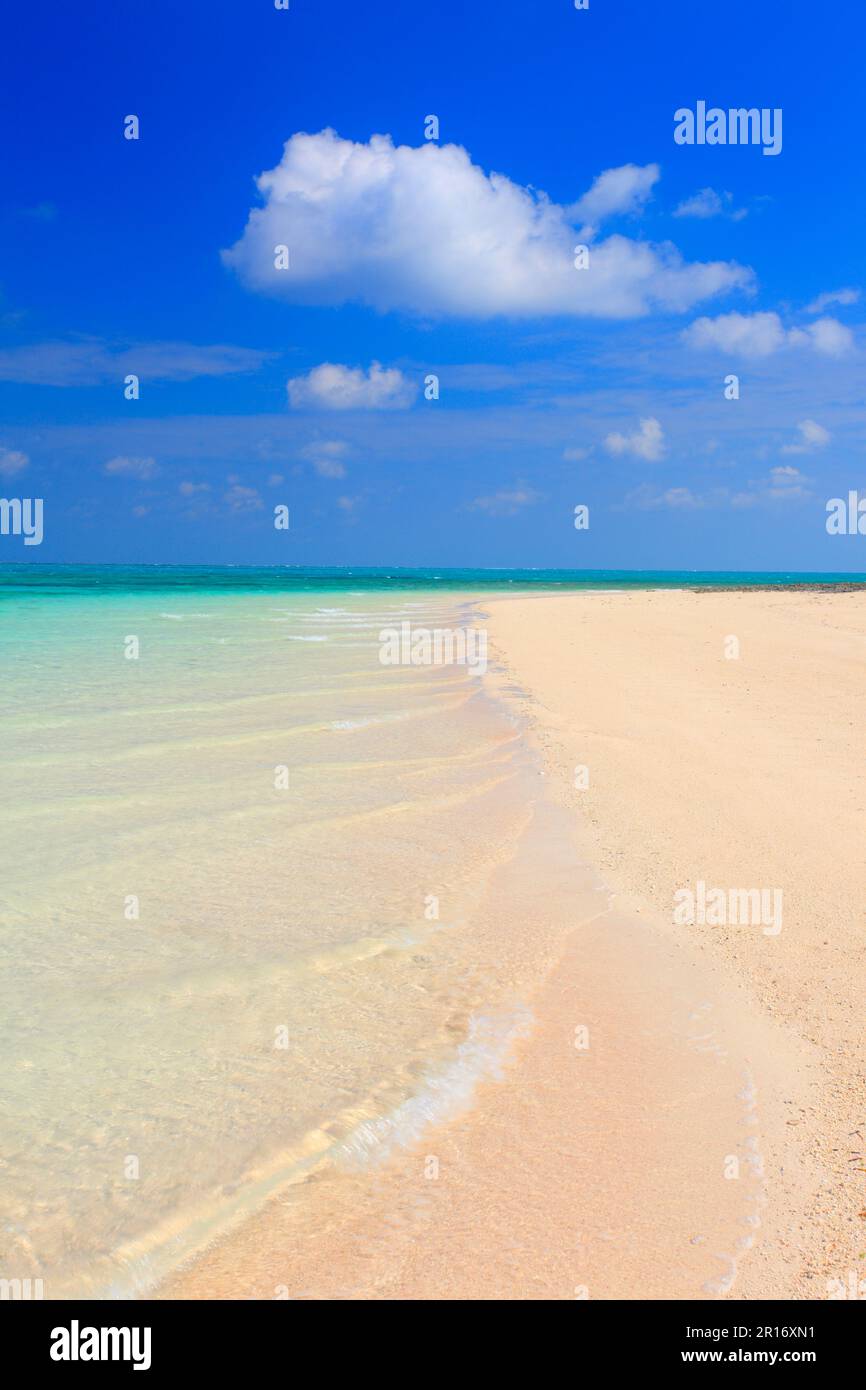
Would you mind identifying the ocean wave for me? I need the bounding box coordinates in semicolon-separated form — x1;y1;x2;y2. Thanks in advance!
333;1005;533;1169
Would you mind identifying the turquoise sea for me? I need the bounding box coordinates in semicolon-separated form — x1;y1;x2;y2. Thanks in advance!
2;564;864;594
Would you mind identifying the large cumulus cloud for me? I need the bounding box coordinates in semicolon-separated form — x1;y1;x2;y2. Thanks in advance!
222;130;753;320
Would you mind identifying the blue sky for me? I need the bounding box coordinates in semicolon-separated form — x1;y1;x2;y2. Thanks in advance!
1;0;864;569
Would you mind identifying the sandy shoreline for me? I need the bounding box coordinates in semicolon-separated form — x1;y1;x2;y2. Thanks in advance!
157;588;865;1300
484;587;865;1298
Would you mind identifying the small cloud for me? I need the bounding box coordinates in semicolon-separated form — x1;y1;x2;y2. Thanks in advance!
733;465;812;507
604;417;665;462
267;473;284;487
768;464;811;492
104;455;158;479
674;188;723;219
469;484;542;517
623;483;705;510
314;458;346;479
0;447;29;478
673;188;747;221
224;484;263;512
794;316;854;356
0;337;271;387
179;481;211;496
569;162;660;235
131;505;150;518
684;311;854;358
562;446;590;462
287;361;416;410
781;420;831;455
805;287;859;315
300;439;350;478
661;486;702;508
684;311;784;357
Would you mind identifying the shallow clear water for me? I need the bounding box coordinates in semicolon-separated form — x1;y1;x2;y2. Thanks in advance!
0;578;545;1295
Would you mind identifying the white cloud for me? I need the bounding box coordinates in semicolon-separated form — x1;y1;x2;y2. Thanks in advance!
674;188;723;219
313;458;346;478
0;338;270;387
224;130;751;319
0;447;29;478
287;361;415;410
104;455;158;479
569;162;659;231
781;419;831;455
805;287;859;315
604;416;665;462
796;316;854;356
179;481;211;496
469;484;542;517
300;439;350;478
224;484;263;512
626;467;812;511
766;465;811;495
733;465;812;506
684;311;854;358
673;188;747;221
684;311;785;357
562;446;590;461
624;483;705;510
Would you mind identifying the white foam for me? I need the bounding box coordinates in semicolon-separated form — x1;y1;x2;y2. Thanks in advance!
158;612;216;620
333;1006;533;1169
